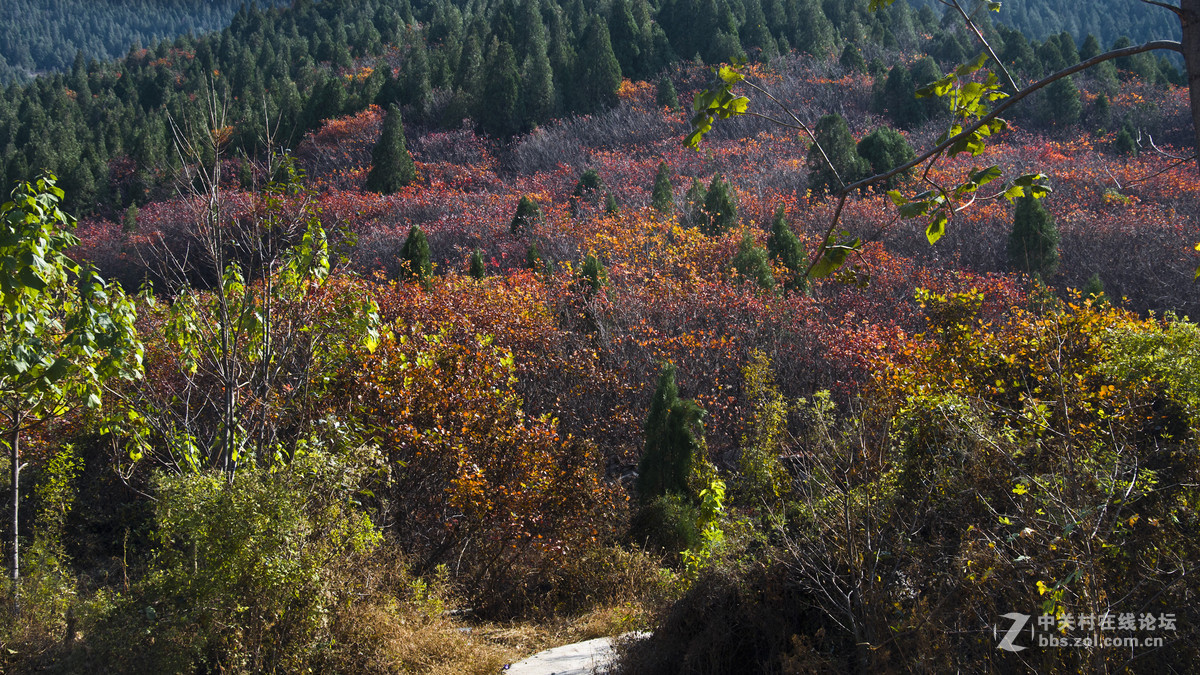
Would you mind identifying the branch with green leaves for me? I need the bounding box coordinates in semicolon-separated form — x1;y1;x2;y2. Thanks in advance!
687;39;1183;282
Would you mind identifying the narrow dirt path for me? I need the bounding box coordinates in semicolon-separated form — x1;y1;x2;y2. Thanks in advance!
504;632;648;674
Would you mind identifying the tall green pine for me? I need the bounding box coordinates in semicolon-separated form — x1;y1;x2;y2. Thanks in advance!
656;76;679;110
637;363;706;500
651;161;674;213
767;205;806;293
365;104;416;194
574;16;622;114
839;44;866;73
1040;75;1082;128
478;40;520;137
521;37;556;128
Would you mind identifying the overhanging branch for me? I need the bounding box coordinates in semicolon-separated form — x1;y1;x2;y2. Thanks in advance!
837;39;1185;196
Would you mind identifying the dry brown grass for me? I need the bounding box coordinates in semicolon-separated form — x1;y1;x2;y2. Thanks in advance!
321;597;657;674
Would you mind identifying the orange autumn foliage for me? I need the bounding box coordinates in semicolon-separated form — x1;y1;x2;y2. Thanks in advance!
355;325;619;613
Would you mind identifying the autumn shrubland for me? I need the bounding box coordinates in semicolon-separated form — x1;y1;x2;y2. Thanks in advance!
4;4;1200;672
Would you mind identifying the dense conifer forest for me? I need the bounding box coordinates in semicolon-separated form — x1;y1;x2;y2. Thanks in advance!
0;0;291;82
2;0;1199;672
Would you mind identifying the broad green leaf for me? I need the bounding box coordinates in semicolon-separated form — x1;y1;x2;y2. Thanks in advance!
717;65;745;85
926;211;949;244
810;239;861;278
899;201;931;219
955;52;990;79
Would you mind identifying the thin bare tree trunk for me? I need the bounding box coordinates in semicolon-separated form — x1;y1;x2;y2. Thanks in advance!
1182;0;1200;166
9;419;19;608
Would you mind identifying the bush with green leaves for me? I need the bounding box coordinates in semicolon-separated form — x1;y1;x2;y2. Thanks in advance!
87;437;383;673
736;352;788;506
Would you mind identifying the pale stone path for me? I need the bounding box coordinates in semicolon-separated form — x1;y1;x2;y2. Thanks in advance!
504;632;649;675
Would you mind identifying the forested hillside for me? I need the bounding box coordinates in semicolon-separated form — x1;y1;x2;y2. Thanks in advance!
2;0;1199;672
990;0;1180;46
0;0;1184;215
905;0;1181;47
0;0;290;82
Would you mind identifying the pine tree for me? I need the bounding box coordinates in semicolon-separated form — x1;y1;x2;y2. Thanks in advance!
1082;273;1105;301
909;57;949;120
731;232;775;291
477;40;520;137
656;76;679;110
122;203;139;233
794;0;834;56
608;0;642;76
400;224;432;281
1008;195;1060;278
1114;127;1138;156
526;241;545;270
573;16;622;114
401;43;432;116
839;44;866;73
700;173;737;236
856;127;916;189
469;248;486;279
1091;92;1112;132
740;0;777;62
521;38;556;128
510;195;543;237
365;104;416;194
571;168;606;215
637;363;706;500
684;177;706;227
878;64;922;128
767;205;806;293
579;252;608;293
651;161;674;213
1039;74;1082;128
605;192;620;216
807;114;869;196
